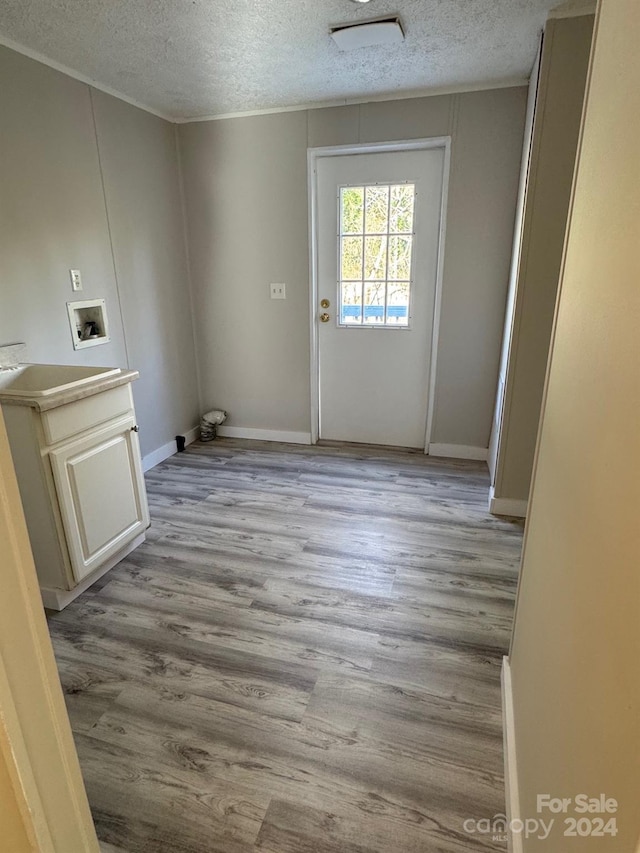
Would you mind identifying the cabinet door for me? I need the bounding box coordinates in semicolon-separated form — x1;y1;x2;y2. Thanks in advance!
50;415;150;582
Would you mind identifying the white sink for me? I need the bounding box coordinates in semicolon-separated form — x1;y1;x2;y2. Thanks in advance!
0;364;121;398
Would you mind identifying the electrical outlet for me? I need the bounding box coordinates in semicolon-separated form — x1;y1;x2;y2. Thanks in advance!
270;283;286;300
70;269;82;292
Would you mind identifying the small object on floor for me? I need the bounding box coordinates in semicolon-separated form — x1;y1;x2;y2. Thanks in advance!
200;408;227;441
175;435;186;452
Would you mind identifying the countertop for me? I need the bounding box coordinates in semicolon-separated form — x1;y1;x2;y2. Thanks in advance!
0;369;139;412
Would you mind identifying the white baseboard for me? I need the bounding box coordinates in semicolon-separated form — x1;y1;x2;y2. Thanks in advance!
183;425;200;444
428;443;488;461
142;440;176;472
216;426;312;445
489;487;528;518
142;426;199;472
502;656;523;853
41;532;146;610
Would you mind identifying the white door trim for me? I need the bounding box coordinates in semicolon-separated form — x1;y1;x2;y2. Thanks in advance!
0;410;100;850
307;137;451;449
502;656;523;853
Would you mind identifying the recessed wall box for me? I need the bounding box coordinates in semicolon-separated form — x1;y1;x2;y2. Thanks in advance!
67;299;110;350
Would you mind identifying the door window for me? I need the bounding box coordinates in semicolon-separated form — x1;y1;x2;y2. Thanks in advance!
339;183;415;327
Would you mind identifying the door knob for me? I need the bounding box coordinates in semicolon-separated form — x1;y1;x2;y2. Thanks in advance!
131;425;139;432
320;299;330;309
320;313;330;323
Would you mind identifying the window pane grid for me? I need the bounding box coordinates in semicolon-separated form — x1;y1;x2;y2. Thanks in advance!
339;183;415;327
382;187;390;323
343;232;414;237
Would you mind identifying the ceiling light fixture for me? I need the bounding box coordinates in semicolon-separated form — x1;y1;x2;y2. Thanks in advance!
350;0;374;4
330;16;405;51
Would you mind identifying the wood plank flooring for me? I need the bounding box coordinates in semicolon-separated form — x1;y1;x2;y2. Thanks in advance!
47;439;524;853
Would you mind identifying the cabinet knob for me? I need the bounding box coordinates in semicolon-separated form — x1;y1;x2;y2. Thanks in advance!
131;425;139;432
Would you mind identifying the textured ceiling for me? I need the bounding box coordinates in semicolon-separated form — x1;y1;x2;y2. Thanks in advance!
0;0;559;120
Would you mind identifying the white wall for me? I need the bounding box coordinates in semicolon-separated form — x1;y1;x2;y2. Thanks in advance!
0;45;199;460
178;88;527;448
509;0;640;848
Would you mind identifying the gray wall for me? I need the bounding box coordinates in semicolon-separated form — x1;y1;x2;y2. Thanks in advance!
179;111;311;435
0;40;527;453
492;15;594;502
178;88;527;447
0;46;199;459
90;90;200;458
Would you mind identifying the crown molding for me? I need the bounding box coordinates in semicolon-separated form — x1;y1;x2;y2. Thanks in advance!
175;77;528;124
0;32;530;126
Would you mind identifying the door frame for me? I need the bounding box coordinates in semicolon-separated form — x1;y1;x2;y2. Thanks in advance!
0;409;100;851
307;137;452;448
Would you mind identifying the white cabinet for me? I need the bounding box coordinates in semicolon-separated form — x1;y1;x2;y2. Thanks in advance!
50;415;148;582
1;378;149;609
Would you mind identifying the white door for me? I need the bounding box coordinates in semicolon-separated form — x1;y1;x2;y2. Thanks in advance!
50;415;150;582
315;147;445;447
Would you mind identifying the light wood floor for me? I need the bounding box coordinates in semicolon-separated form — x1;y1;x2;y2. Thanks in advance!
48;439;523;853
